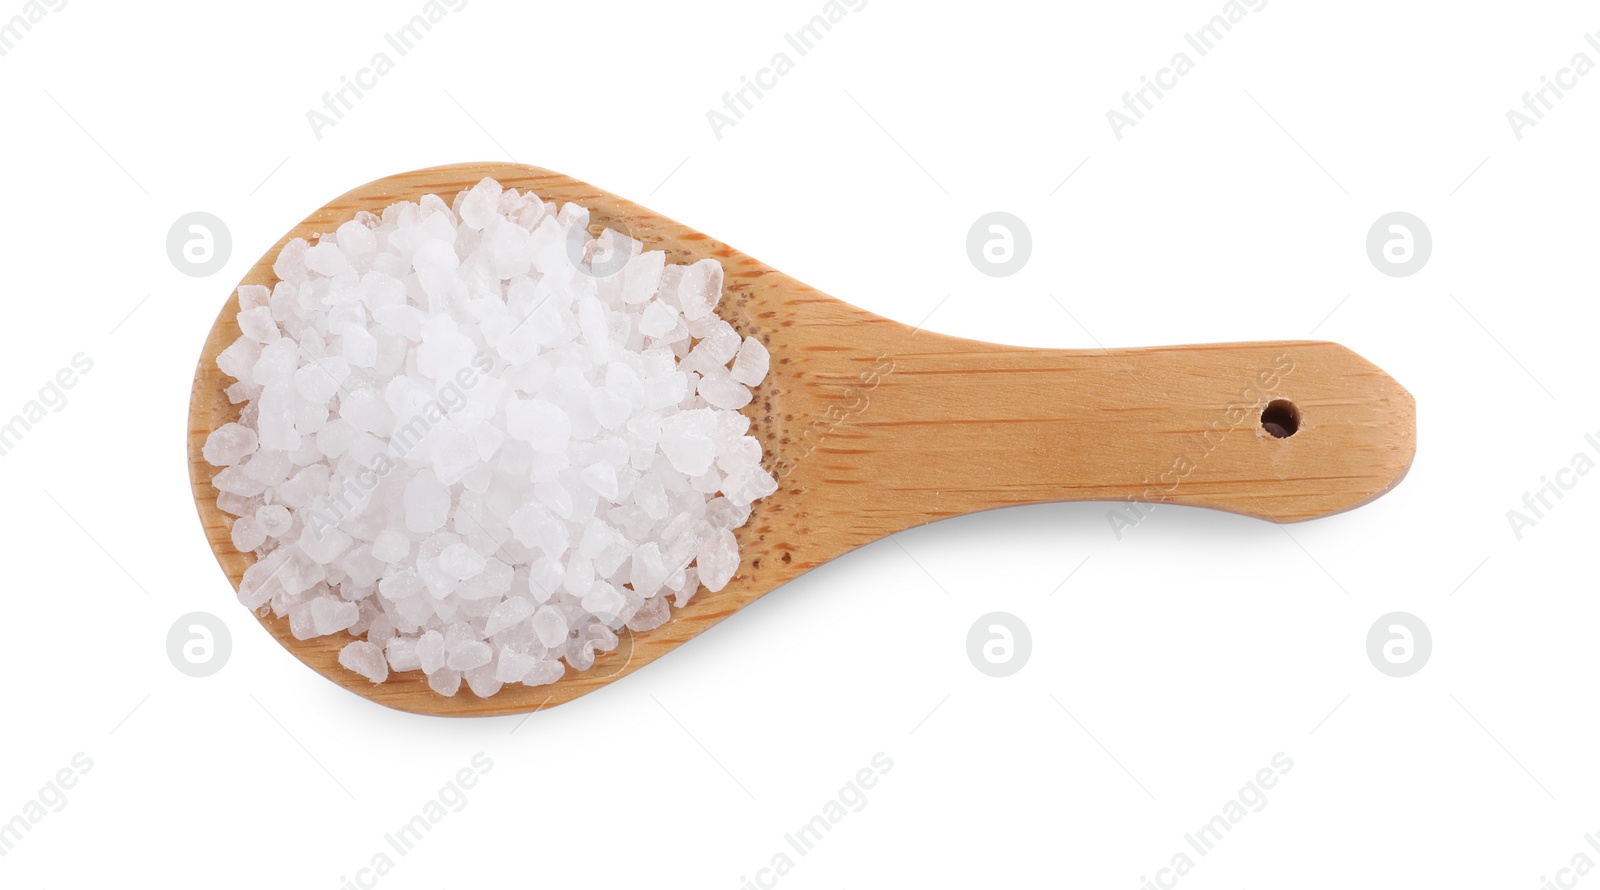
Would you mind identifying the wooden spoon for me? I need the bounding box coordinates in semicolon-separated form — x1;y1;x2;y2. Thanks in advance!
188;162;1416;717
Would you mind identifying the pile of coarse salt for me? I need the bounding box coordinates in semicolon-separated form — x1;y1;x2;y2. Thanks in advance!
203;177;775;697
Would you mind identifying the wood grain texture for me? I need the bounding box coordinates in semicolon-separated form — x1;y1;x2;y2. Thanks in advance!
188;162;1416;717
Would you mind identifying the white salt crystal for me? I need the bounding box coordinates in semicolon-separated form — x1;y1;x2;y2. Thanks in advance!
309;595;359;635
639;300;679;338
627;596;671;632
217;337;263;380
238;284;272;310
630;541;668;597
203;422;258;466
225;381;255;405
620;252;665;304
414;241;460;302
428;423;479;485
576;296;609;363
580;461;619;501
532;605;568;648
338;640;388;683
212;466;266;497
687;321;741;373
523;659;564;687
487;220;533;278
438;542;486;580
605;363;644;406
534;480;575;521
305;241;353;277
581;582;625;620
417;557;458;599
293;357;349;404
403;471;450;534
717;436;763;473
386;636;422;671
340;387;386;432
527;558;565;602
238;306;280;343
634;474;668;519
674;258;724;320
272;238;309;282
288;602;318;640
578;517;615;559
660;426;714;475
254;340;297;383
698;369;753;410
216;491;257;517
697;527;739;592
298;523;352;565
275;464;329;509
722;465;779;507
371;529;409;563
231;516;267;552
459;557;512;600
416;630;447;673
256;504;293;537
591;389;631;429
730;337;769;386
446;640;492;671
644;371;687;409
465;664;502;697
374;304;424;340
459;178;502;231
673;567;700;608
428;668;462;696
256;382;299;451
506;399;571;453
495;648;538;683
484;596;534;637
339;322;379;367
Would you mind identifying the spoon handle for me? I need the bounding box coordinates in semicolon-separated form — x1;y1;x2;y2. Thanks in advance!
775;333;1414;528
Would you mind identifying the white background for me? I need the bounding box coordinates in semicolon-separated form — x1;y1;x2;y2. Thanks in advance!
3;1;1598;887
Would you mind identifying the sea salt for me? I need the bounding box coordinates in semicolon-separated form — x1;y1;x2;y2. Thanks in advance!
730;338;769;387
204;179;775;696
338;640;388;684
203;422;258;466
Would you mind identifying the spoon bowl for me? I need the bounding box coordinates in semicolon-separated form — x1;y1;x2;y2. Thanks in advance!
189;162;1416;716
